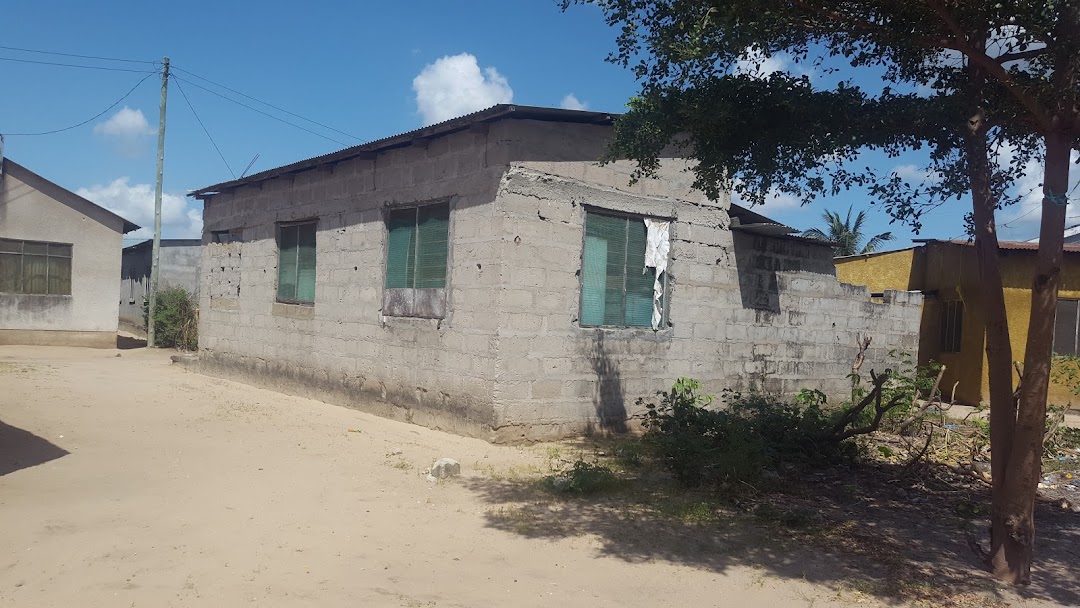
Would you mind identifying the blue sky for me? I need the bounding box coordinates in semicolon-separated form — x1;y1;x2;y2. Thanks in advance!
0;0;1072;246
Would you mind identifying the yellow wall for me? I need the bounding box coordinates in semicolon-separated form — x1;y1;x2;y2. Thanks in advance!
838;243;1080;406
993;250;1080;406
837;245;983;403
835;248;920;293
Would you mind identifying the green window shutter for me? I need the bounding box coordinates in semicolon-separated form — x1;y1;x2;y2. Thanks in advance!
386;209;416;288
581;236;608;326
278;225;299;301
584;212;628;325
47;257;72;295
623;219;654;327
295;223;317;303
582;211;660;327
415;203;449;288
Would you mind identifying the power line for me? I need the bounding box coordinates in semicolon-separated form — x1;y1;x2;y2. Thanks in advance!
1;71;159;136
0;44;157;64
171;75;351;147
171;65;362;142
1001;205;1039;228
173;77;235;178
0;55;158;73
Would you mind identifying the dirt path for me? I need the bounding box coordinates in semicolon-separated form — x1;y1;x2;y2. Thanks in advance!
0;346;1062;607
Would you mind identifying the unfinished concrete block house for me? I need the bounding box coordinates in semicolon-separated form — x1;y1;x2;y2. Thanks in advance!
191;105;922;441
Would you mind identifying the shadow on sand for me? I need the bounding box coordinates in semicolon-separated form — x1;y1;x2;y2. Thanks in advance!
463;457;1080;607
0;420;68;477
117;334;147;350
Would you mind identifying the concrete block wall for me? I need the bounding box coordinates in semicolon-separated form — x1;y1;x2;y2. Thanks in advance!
196;117;922;442
198;127;508;437
489;162;922;440
724;232;923;398
489;164;723;441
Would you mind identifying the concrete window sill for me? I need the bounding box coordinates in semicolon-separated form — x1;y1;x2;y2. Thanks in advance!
575;325;674;341
272;302;315;319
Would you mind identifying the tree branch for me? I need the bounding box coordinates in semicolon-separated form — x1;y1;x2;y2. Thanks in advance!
835;393;909;441
898;364;947;432
994;48;1047;64
828;368;890;438
924;0;1053;130
792;0;952;49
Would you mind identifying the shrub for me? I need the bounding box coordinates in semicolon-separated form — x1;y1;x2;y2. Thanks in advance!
144;287;198;350
544;460;620;495
726;390;858;464
640;379;765;487
639;378;885;488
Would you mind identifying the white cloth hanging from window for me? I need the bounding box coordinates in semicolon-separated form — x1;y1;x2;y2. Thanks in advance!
643;218;670;329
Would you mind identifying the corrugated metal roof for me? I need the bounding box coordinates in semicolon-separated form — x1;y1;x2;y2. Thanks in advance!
731;223;836;247
728;202;777;226
914;238;1080;253
190;104;615;198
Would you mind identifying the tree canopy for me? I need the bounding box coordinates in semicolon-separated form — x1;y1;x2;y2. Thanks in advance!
567;0;1080;585
571;1;1065;231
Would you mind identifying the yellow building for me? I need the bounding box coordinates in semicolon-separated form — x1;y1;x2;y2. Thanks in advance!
835;239;1080;406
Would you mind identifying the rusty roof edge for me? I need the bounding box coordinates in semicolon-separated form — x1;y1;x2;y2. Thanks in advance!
833;246;918;260
913;237;1080;253
189;104;616;198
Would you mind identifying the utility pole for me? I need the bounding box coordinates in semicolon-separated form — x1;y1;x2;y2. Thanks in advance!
147;56;169;348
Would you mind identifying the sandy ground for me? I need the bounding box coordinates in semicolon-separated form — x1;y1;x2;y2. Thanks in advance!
0;346;1068;607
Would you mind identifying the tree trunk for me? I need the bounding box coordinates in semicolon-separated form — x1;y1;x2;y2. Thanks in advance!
964;112;1019;578
991;129;1071;584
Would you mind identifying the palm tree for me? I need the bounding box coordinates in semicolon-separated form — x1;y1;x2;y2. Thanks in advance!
801;206;894;257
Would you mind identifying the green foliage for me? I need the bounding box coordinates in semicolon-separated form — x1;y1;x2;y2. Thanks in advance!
730;390;863;463
1044;404;1080;459
1050;355;1080;396
639;378;874;488
801;206;894;256
611;440;647;468
562;0;1071;233
794;388;827;408
640;365;954;489
543;459;621;496
846;352;941;431
145;287;198;350
640;378;765;486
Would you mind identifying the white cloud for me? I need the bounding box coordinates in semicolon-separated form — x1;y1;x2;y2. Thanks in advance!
892;163;943;183
996;146;1080;240
413;53;513;126
94;107;154;158
732;186;803;216
559;94;588;111
94;106;153;138
733;48;789;78
77;178;202;239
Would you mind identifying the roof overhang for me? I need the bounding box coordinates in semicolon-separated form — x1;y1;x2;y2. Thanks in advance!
189;104;616;199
